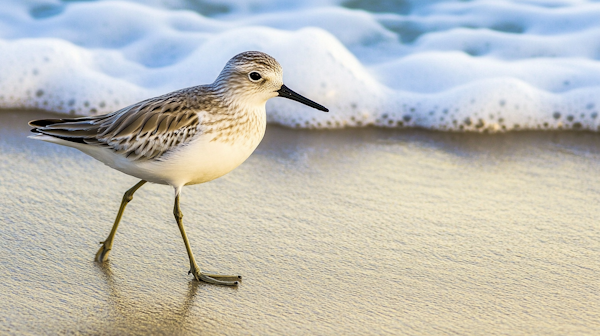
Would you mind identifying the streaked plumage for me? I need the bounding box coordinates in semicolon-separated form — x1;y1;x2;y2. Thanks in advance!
28;51;328;286
30;90;200;160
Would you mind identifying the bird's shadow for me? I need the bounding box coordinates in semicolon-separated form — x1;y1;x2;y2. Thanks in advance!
95;261;202;334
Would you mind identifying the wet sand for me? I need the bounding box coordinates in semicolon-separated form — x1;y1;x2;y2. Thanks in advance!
0;110;598;335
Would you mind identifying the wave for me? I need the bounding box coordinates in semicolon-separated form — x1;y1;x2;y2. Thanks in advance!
2;0;600;131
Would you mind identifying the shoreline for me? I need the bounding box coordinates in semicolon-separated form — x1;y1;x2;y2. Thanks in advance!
7;108;600;135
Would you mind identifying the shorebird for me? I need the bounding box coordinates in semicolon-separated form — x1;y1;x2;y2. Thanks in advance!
29;51;328;286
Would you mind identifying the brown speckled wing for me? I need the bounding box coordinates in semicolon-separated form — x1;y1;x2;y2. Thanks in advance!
31;89;202;161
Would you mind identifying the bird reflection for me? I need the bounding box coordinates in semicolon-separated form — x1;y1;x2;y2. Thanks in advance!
95;262;201;334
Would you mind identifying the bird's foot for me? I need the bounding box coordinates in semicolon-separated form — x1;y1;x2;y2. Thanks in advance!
95;241;111;262
189;265;240;286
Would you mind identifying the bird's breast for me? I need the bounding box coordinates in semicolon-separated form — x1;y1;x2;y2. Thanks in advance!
163;107;267;186
202;106;267;148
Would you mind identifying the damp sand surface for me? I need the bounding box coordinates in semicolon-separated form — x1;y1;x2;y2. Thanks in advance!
0;110;598;335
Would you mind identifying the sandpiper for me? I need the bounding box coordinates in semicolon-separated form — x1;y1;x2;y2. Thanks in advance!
29;51;328;286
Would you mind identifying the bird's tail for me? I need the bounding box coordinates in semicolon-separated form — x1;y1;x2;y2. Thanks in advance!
28;117;99;144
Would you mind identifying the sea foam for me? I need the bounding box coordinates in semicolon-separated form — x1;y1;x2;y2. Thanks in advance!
2;0;600;131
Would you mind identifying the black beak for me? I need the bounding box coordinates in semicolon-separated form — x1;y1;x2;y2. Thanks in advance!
277;84;329;112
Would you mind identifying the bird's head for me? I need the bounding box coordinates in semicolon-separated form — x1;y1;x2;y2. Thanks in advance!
215;51;328;112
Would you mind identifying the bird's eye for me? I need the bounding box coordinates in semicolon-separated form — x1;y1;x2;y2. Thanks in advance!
249;72;262;81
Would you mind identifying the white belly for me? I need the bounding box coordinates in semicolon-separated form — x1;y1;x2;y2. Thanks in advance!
71;131;263;187
142;136;262;186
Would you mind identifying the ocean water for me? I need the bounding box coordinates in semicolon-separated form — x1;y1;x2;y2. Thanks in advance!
2;0;600;131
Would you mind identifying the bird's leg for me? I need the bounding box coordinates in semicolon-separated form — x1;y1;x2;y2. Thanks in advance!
173;193;241;286
95;180;147;262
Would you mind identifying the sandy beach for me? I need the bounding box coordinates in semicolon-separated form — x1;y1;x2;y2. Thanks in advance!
0;109;598;335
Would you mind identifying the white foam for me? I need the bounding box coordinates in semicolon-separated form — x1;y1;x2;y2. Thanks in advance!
2;0;600;131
